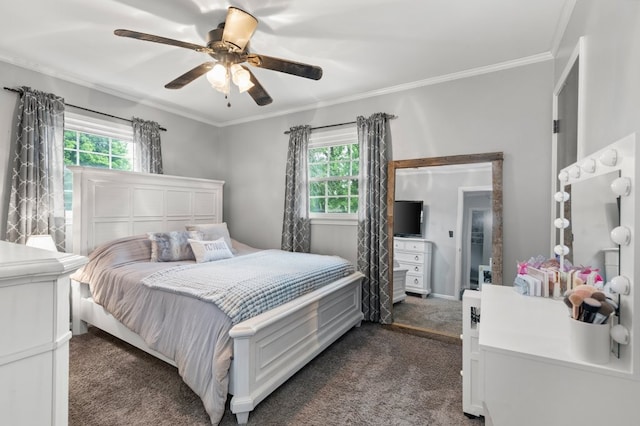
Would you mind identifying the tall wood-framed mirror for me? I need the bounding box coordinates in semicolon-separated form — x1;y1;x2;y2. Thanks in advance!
387;152;503;339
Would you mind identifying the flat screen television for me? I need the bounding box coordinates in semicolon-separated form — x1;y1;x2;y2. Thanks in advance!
394;200;423;237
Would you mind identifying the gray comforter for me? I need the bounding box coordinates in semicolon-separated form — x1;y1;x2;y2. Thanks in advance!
71;235;354;424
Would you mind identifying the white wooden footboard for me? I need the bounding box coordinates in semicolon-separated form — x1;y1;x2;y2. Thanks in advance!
228;272;363;424
71;272;363;424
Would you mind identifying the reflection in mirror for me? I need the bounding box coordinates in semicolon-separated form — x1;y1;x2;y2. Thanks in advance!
566;170;621;282
395;164;492;297
388;153;503;340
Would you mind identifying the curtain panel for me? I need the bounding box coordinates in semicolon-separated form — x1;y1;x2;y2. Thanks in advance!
133;117;163;174
6;87;66;249
357;113;392;323
281;125;311;252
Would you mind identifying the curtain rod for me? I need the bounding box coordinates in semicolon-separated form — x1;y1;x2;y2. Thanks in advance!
283;114;397;135
3;86;167;132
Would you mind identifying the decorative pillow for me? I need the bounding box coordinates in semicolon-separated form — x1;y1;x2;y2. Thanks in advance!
185;222;236;253
148;231;197;262
188;237;234;263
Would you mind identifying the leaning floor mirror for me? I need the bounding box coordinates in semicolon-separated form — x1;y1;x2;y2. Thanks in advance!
387;152;503;338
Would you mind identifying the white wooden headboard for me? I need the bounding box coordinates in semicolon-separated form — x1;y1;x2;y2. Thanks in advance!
70;166;224;255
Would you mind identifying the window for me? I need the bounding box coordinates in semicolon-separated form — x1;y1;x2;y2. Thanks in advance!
308;127;359;218
63;113;135;211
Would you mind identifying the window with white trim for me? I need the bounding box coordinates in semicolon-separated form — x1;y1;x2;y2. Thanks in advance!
63;112;135;211
308;127;359;219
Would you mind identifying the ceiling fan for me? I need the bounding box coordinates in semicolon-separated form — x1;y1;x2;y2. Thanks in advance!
114;6;323;107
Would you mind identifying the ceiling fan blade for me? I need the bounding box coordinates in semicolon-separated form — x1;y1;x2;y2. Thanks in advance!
114;29;212;53
243;66;272;106
246;54;323;80
165;62;214;89
222;7;258;51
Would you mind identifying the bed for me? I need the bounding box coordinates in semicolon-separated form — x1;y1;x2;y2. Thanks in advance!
68;167;364;424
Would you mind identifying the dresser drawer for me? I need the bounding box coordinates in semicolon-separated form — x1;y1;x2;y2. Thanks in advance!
396;251;424;264
405;240;430;252
406;274;424;289
401;263;424;274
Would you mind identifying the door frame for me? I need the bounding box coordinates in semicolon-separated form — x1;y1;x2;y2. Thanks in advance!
454;186;492;299
550;36;585;253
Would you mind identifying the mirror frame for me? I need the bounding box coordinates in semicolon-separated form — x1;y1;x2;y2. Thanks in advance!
555;133;637;371
387;152;504;306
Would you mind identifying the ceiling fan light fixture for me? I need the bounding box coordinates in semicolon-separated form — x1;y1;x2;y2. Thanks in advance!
230;64;254;93
222;7;258;51
207;63;230;94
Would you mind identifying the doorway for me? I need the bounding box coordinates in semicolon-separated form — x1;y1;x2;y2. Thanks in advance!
456;187;492;298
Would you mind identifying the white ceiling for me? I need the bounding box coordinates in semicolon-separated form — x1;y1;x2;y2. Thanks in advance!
0;0;572;127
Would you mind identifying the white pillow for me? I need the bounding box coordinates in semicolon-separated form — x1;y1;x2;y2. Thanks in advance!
188;238;234;263
185;222;236;253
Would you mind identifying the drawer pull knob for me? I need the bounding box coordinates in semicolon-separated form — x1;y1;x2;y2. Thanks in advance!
414;255;419;261
414;278;419;284
414;266;419;272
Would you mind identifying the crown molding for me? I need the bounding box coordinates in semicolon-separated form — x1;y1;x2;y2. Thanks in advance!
220;52;554;127
1;50;553;129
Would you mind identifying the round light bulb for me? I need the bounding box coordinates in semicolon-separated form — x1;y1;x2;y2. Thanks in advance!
554;218;570;229
558;171;569;182
611;177;631;197
610;325;630;345
554;191;570;202
569;166;581;179
554;245;569;256
581;158;596;173
599;149;618;167
610;226;631;246
610;276;631;295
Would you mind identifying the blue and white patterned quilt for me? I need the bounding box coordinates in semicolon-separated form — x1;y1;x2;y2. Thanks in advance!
141;249;355;324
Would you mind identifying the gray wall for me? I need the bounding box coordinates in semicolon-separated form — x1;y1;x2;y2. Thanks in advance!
221;61;555;285
0;61;224;237
557;1;640;155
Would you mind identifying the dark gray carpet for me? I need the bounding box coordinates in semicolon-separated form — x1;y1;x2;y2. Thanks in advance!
69;324;483;425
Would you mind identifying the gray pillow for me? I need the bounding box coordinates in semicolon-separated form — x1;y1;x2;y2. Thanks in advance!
148;230;198;262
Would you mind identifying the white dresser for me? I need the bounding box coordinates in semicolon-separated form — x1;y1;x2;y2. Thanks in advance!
0;241;86;426
393;237;432;297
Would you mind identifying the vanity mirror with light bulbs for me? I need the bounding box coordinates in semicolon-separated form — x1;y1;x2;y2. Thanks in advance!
555;132;637;375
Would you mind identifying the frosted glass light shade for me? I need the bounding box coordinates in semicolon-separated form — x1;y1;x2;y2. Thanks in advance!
230;64;254;93
222;7;258;51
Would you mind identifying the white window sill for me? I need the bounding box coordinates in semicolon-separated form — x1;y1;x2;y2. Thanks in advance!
310;217;358;226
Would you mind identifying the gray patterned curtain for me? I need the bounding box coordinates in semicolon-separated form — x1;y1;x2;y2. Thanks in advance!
281;125;311;252
357;113;392;323
6;87;66;249
133;117;163;174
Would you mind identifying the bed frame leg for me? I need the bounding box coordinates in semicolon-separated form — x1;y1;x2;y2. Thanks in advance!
235;411;249;425
71;280;88;335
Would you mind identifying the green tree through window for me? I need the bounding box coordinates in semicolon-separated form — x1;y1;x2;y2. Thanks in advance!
63;129;134;210
308;142;359;215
